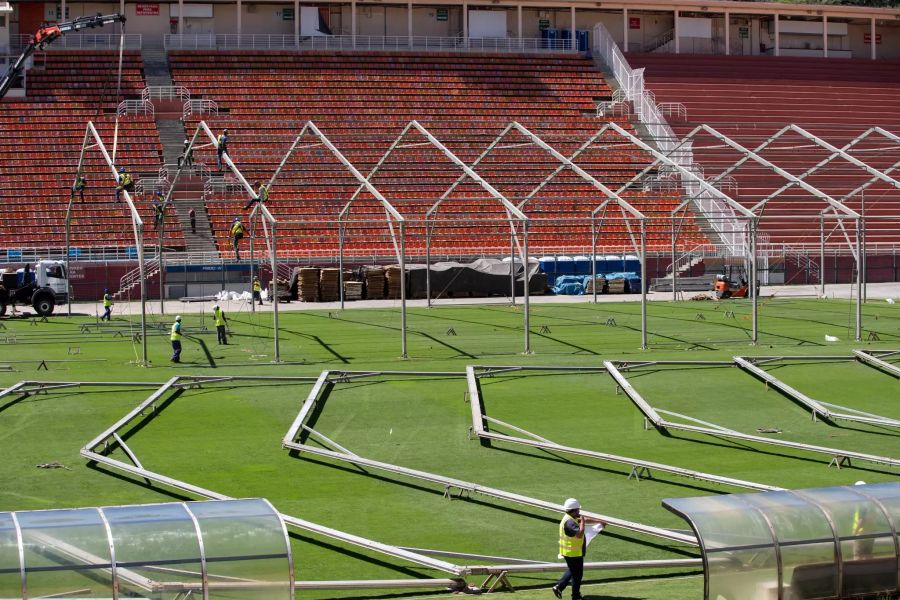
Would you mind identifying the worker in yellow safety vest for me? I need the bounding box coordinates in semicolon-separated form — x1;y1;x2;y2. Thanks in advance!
213;304;228;345
244;181;269;210
115;166;134;203
230;218;244;260
170;315;183;363
852;480;876;559
252;276;264;306
101;288;113;321
551;498;606;600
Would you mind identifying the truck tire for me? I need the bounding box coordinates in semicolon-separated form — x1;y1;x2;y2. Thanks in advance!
32;292;55;316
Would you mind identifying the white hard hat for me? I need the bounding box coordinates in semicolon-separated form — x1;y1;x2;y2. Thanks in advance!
213;305;219;310
855;480;866;486
175;315;182;322
563;498;581;511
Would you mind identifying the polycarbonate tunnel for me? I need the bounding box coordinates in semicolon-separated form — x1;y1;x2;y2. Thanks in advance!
0;498;294;599
664;482;900;600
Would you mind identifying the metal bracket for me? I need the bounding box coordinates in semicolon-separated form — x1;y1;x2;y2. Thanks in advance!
113;330;124;338
463;391;470;404
132;333;142;342
481;570;515;593
37;360;48;371
724;311;736;319
446;327;457;336
0;323;6;330
695;313;706;320
628;465;652;481
68;346;81;355
443;485;471;500
866;331;880;341
605;317;617;326
828;455;851;469
539;325;551;334
80;324;91;333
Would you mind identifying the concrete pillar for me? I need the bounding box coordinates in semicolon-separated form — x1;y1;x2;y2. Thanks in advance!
623;8;628;52
294;0;300;47
408;2;413;47
517;5;522;42
61;0;66;23
463;1;468;46
774;13;779;56
351;0;357;47
178;0;184;35
570;5;576;51
871;17;876;60
724;11;729;55
822;15;828;58
674;10;679;53
237;0;242;37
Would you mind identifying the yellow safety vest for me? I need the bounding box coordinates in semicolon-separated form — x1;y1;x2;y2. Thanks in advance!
214;308;225;327
120;173;133;186
218;134;227;148
75;176;86;189
559;514;584;558
253;280;261;293
103;293;112;308
171;322;182;341
259;185;269;202
231;222;244;236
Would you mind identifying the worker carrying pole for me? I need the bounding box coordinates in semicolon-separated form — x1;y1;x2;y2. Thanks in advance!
552;498;607;600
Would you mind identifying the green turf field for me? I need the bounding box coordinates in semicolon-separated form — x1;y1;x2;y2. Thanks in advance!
0;297;897;599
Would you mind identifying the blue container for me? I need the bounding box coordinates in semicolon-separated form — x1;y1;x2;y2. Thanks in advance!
576;30;589;52
624;255;640;273
542;28;559;49
556;256;575;275
573;255;591;275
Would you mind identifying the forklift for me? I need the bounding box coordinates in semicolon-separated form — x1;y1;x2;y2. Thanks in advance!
713;266;755;300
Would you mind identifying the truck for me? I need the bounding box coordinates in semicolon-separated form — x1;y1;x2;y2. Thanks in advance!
0;260;69;317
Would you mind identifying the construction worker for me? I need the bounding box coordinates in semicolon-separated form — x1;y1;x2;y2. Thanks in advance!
152;192;165;231
230;218;244;260
71;170;87;202
216;128;229;171
170;315;183;363
252;276;263;305
188;207;196;234
213;304;228;345
115;166;134;203
101;288;112;321
552;498;606;600
178;139;193;169
244;181;269;210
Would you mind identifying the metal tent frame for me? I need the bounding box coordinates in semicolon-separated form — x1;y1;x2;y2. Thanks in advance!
604;360;900;469
67;121;150;366
346;120;532;353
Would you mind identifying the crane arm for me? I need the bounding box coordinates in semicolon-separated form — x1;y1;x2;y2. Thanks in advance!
0;13;126;99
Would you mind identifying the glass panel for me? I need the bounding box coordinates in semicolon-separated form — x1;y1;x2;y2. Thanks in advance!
666;495;777;600
17;507;114;598
745;492;837;598
798;486;895;598
187;499;291;600
104;502;204;599
0;513;22;598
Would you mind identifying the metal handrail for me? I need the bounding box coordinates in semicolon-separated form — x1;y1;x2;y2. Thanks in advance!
164;33;575;53
183;99;218;118
117;99;154;116
11;33;142;50
657;102;687;122
142;86;190;102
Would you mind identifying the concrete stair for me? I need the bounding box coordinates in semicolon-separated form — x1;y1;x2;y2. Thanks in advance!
172;187;218;254
157;119;187;168
142;49;173;87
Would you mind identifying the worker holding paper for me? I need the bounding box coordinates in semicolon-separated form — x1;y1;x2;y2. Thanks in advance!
552;498;607;600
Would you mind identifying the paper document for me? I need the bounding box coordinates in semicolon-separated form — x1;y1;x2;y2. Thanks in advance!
585;523;605;546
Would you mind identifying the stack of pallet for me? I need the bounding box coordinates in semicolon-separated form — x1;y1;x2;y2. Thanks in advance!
385;265;403;299
365;266;385;299
298;268;319;302
320;268;340;302
584;276;606;294
607;278;626;294
344;281;363;301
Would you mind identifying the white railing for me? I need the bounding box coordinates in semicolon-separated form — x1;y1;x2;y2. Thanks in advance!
164;33;575;53
134;177;169;194
11;33;142;50
593;21;746;257
657;102;687;122
117;99;154;116
644;28;674;53
160;162;211;181
116;257;160;297
142;85;190;102
204;175;242;196
183;99;218;118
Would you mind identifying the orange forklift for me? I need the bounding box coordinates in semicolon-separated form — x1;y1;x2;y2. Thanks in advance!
714;267;754;300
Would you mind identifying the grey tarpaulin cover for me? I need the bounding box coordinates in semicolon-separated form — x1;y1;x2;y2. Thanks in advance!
405;259;546;298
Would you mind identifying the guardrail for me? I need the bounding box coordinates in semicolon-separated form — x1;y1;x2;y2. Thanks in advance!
184;99;218;118
11;33;142;50
117;99;154;116
142;86;190;102
164;33;575;53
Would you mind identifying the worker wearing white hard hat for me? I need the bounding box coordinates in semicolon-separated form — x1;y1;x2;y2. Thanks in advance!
213;304;228;345
552;498;606;600
170;315;183;363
